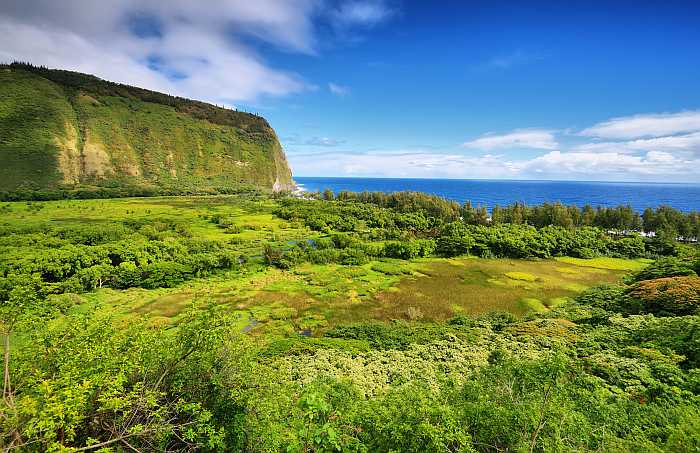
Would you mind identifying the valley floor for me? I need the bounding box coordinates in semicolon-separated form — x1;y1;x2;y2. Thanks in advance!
3;196;644;330
2;194;698;452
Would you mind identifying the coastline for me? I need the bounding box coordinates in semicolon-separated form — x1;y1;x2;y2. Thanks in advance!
292;176;700;213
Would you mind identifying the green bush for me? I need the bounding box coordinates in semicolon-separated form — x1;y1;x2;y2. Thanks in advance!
308;248;342;265
625;276;700;316
606;235;646;258
370;262;411;276
436;222;475;257
573;284;627;312
628;256;697;283
140;261;190;288
383;239;436;259
341;248;369;266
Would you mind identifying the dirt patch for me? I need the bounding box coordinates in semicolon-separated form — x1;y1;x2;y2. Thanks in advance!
81;135;113;177
55;121;81;184
78;94;101;105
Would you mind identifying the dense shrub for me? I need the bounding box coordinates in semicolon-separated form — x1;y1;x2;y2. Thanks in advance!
383;239;436;259
606;235;646;258
307;248;343;265
341;248;370;266
140;261;190;288
574;284;627;312
628;256;697;283
2;194;700;452
326;322;427;350
436;222;475;257
625;276;700;316
435;222;643;260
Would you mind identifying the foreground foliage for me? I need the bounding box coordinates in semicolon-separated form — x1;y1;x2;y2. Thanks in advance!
1;194;699;451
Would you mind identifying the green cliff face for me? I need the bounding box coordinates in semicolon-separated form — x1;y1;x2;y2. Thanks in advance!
0;63;294;193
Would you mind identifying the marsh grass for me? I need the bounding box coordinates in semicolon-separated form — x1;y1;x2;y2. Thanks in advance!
49;252;636;333
366;258;628;321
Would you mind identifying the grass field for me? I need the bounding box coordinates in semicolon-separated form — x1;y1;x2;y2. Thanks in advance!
53;254;634;336
554;256;653;271
3;196;647;336
283;256;633;326
57;253;636;337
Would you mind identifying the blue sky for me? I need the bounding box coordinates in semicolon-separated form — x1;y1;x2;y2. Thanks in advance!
2;0;700;181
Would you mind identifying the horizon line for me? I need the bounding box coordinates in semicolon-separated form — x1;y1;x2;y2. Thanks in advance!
293;176;700;185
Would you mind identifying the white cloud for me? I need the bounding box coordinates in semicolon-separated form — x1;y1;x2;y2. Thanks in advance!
0;0;320;50
290;110;700;182
518;150;698;181
328;0;395;27
580;111;700;139
290;150;519;179
569;131;700;158
626;132;700;156
284;135;345;146
305;137;346;146
570;142;637;154
289;146;700;182
328;82;351;96
462;129;558;151
0;0;394;104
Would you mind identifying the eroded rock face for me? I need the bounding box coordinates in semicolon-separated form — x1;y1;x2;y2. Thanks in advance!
55;121;81;185
81;138;114;179
273;175;296;193
271;140;295;192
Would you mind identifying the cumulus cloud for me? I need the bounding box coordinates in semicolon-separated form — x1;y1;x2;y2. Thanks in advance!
518;150;697;180
580;111;700;139
288;147;700;182
626;132;700;157
0;0;392;104
289;150;519;179
570;131;700;159
450;110;700;181
290;109;700;182
328;82;351;96
462;129;558;151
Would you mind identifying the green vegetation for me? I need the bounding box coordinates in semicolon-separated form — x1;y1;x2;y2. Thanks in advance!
320;189;700;242
555;256;652;271
1;192;699;451
0;63;293;197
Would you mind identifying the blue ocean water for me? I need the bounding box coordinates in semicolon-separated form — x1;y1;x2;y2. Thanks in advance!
294;177;700;213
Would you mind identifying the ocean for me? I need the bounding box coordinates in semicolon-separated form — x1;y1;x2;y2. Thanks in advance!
294;177;700;213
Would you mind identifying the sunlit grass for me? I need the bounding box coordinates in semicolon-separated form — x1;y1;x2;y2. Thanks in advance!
555;256;652;271
504;271;538;282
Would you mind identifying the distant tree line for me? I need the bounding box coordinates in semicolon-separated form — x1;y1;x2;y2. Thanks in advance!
312;189;700;240
323;189;462;221
272;196;693;267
